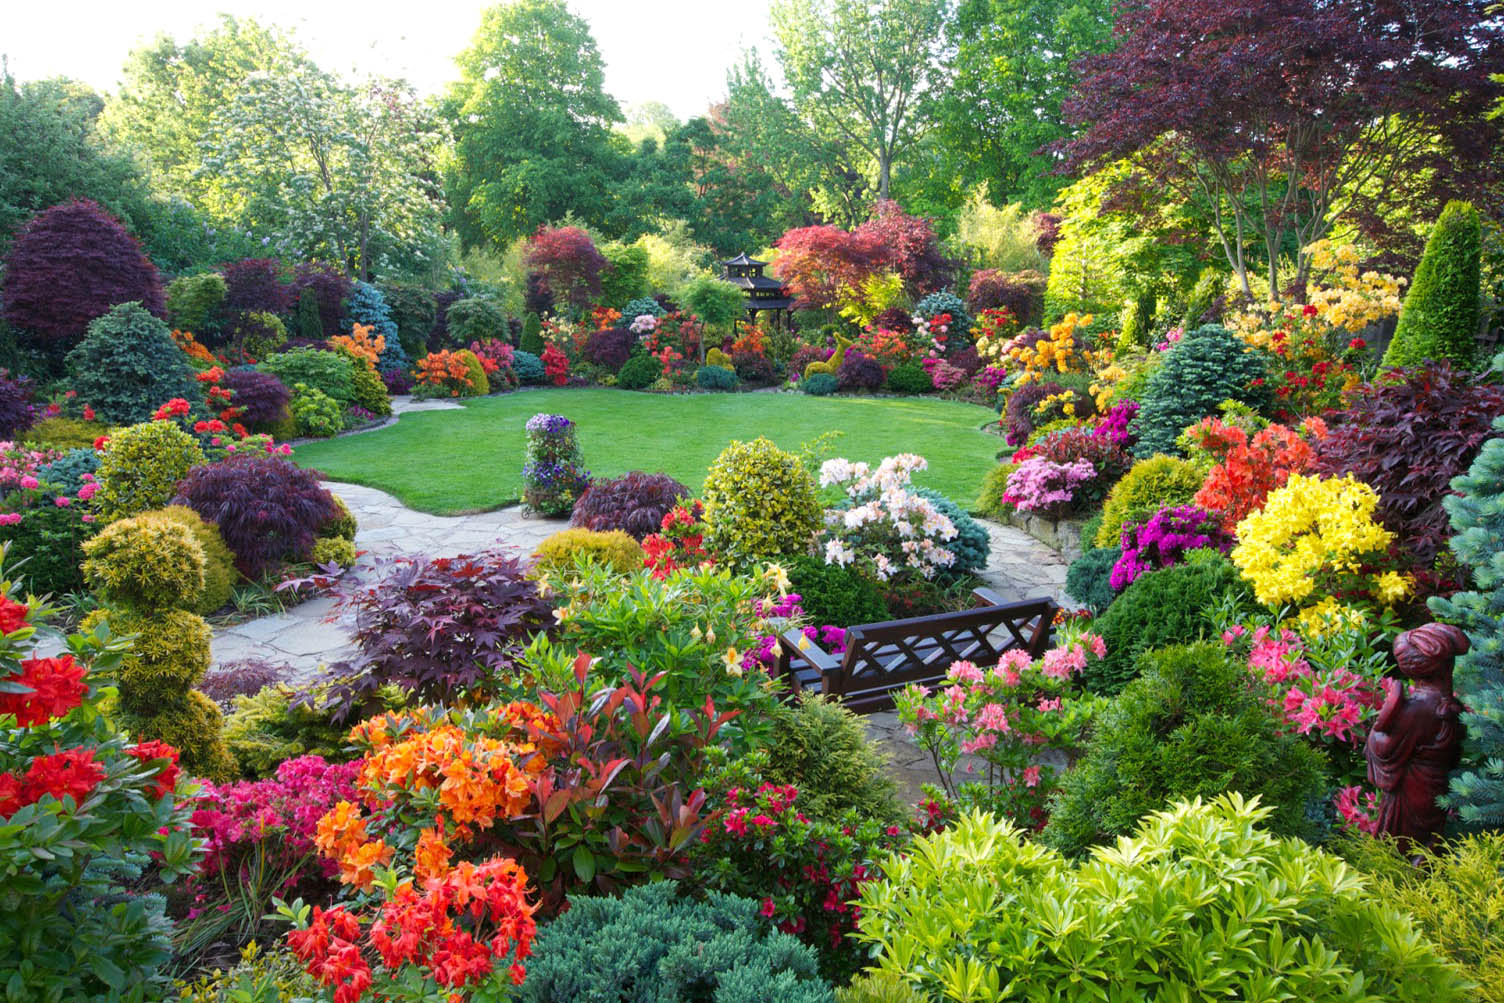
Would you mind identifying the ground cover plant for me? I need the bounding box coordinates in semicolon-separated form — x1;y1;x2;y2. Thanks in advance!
293;389;1004;514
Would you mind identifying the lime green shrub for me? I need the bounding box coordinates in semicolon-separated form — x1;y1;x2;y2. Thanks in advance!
150;505;238;613
455;348;490;396
707;346;733;369
533;527;644;578
856;795;1468;1002
803;336;852;381
222;685;354;778
20;416;109;451
323;494;357;541
1115;288;1156;352
1044;642;1327;855
310;535;357;568
1384;201;1482;369
1340;832;1504;1001
343;354;393;416
1093;454;1205;548
94;421;205;523
82;513;234;779
289;383;344;438
703;437;821;566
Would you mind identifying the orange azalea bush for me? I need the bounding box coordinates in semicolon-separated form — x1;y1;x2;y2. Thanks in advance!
1189;416;1329;533
328;323;386;369
172;328;218;365
414;350;478;397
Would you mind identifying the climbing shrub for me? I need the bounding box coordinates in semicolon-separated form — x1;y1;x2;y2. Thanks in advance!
571;470;690;539
171;455;339;579
1044;643;1329;856
93;421;205;523
65;302;198;425
703;438;821;566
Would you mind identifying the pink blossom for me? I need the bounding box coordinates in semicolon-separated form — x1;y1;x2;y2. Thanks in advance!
53;496;71;507
975;702;1010;734
947;660;984;684
19;476;38;490
1022;766;1041;788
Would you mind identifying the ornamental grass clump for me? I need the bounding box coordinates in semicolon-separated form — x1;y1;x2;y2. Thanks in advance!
521;413;590;517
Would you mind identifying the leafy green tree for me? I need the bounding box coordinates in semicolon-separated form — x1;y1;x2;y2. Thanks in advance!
0;70;151;253
771;0;951;201
940;0;1113;209
446;0;623;249
198;70;447;281
682;276;748;350
1383;201;1483;370
601;135;696;242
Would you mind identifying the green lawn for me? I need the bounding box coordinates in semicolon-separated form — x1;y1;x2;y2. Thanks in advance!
292;389;1006;515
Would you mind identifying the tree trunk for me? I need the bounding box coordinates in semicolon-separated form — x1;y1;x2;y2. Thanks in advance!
878;154;891;201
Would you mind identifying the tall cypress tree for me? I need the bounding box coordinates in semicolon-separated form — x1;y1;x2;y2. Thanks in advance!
1383;201;1482;370
1429;412;1504;826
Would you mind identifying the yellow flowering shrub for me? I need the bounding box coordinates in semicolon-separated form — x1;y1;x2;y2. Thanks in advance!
1008;312;1096;385
1232;474;1411;615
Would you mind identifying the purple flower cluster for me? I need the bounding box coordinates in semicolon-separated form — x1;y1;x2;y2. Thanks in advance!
189;755;361;890
1002;458;1095;517
523;412;589;516
525;412;574;436
1093;400;1140;449
743;592;848;672
1110;504;1232;590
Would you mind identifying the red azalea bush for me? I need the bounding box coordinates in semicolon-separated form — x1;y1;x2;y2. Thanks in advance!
172;454;341;578
1313;363;1504;572
641;502;710;579
326;550;553;715
1191;416;1327;534
690;782;906;981
570;471;691;539
1;199;164;345
541;344;570;386
0;582;200;1001
219;367;293;430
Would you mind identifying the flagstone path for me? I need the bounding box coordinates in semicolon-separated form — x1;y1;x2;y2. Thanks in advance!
210;397;1071;800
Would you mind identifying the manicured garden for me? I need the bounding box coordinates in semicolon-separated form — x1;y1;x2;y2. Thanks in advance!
294;389;1002;513
4;0;1504;1001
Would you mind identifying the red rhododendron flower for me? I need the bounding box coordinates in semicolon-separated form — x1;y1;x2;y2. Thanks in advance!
82;404;96;421
0;597;29;634
0;773;21;816
126;740;181;799
21;748;105;806
0;654;87;726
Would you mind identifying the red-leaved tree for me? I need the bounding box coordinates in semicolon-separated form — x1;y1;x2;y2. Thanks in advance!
221;258;292;316
2;199;164;345
772;225;889;311
1061;0;1504;298
525;226;607;313
854;200;954;296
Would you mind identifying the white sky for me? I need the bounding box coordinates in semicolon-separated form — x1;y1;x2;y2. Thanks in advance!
1;0;776;121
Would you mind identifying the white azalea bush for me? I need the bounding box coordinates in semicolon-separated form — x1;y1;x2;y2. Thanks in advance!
819;454;959;580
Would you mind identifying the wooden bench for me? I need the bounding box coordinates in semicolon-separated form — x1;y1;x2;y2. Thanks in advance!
773;588;1059;714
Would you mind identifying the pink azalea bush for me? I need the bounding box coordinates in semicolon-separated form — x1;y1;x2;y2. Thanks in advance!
895;626;1105;828
1002;457;1096;517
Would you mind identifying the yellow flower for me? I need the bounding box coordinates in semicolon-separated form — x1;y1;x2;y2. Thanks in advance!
1373;571;1413;606
765;563;792;595
722;647;744;675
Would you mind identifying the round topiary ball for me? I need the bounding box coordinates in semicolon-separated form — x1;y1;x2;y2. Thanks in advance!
94;421;206;523
703;437;821;566
82;513;207;612
617;354;661;391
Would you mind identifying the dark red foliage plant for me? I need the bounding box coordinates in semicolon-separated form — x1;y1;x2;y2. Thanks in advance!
172;454;340;578
854;200;954;296
967;269;1046;326
836;350;886;391
325;549;553;716
772;225;889;311
290;263;353;338
219;368;292;429
571;471;691;539
1313;362;1504;576
1;199;164;345
525;226;607;312
583;328;632;371
0;370;37;438
732;351;774;385
221;258;291;315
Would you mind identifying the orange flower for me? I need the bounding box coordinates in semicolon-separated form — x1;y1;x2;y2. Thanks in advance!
414;826;454;882
315;800;369;861
339;838;394;891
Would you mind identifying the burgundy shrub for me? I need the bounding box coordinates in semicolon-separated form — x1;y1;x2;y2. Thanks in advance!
1032;212;1062;257
327;550;553;715
732;351;775;385
836;350;886;391
382;368;415;395
1004;380;1067;445
290;263;353;338
523;272;554;318
871;307;916;333
1;199;164;345
221;258;291;315
772;226;889;311
0;371;36;438
571;471;692;539
172;454;340;578
583;328;632;371
855;200;955;296
220;368;292;429
946;345;984;376
525;227;607;312
787;344;833;378
199;658;285;706
1313;363;1504;573
967;269;1046;325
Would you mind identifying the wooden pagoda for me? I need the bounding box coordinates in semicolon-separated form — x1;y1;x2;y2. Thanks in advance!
723;253;793;332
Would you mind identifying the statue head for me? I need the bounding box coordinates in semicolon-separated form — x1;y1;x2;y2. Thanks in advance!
1393;623;1470;681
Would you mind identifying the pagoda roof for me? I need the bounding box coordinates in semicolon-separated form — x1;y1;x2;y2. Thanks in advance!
723;252;767;267
746;297;795;311
727;274;785;291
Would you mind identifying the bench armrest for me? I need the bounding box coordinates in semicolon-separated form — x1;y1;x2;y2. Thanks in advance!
971;586;1008;608
781;628;840;672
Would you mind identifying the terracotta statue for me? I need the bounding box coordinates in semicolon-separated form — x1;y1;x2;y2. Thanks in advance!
1364;622;1468;853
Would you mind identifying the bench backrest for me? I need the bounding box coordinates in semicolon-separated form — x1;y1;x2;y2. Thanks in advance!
831;597;1056;713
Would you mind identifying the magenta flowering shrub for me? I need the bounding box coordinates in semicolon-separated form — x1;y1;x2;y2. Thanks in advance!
922;357;968;391
741;591;848;674
1026;426;1131;507
1110;504;1232;590
185;755;360;945
1093;400;1140;449
1002;457;1096;517
896;628;1105;828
